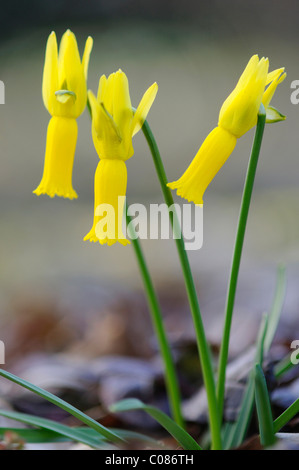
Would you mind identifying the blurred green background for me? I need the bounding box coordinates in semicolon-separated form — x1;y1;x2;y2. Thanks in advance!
0;0;298;329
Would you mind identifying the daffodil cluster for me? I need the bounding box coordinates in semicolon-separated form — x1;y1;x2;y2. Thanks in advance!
34;38;286;247
34;30;158;246
168;55;286;205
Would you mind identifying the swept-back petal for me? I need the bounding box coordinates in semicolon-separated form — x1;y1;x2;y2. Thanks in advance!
82;36;93;80
58;30;86;116
113;70;133;134
266;68;284;85
88;90;103;137
90;71;157;160
237;54;260;87
97;75;107;102
132;82;158;136
42;32;59;115
89;90;122;159
263;68;286;109
219;56;268;137
103;73;116;116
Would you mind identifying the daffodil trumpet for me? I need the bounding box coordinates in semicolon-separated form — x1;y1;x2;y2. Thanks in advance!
84;160;129;246
168;55;286;205
168;127;237;206
84;69;158;245
34;116;78;199
34;30;93;199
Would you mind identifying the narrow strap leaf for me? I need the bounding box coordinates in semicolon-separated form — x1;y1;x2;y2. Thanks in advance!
264;265;286;353
110;398;202;450
0;427;66;444
223;313;268;449
254;364;275;447
224;264;286;449
0;425;159;446
274;397;299;433
0;369;122;443
274;354;296;379
0;409;106;449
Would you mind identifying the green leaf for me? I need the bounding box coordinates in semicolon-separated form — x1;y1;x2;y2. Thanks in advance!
0;427;66;444
0;369;122;443
110;428;159;445
264;265;286;353
274;354;296;379
0;425;158;447
254;364;275;447
223;313;268;449
274;398;299;433
266;106;286;124
223;265;286;449
110;399;202;450
0;410;106;449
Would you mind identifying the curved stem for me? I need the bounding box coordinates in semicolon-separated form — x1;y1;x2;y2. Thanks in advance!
216;106;266;422
126;210;185;429
141;120;222;450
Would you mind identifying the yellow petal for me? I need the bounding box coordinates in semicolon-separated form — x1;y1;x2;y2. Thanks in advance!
90;72;157;160
168;126;237;205
88;89;102;133
58;30;87;117
97;75;107;102
218;56;269;137
102;73;116;116
266;67;285;85
33;116;78;199
219;55;260;114
263;68;286;109
132;82;158;136
42;32;59;115
237;54;260;87
82;36;93;80
113;70;133;136
84;159;129;245
88;90;121;149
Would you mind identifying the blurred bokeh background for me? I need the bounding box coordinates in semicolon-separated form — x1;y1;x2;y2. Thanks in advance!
0;0;299;375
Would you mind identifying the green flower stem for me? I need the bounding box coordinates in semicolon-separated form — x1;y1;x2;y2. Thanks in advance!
216;105;266;422
141;120;222;450
126;210;185;429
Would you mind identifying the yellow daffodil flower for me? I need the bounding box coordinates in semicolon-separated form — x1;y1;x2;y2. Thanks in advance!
84;69;158;245
34;30;93;199
168;55;286;205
